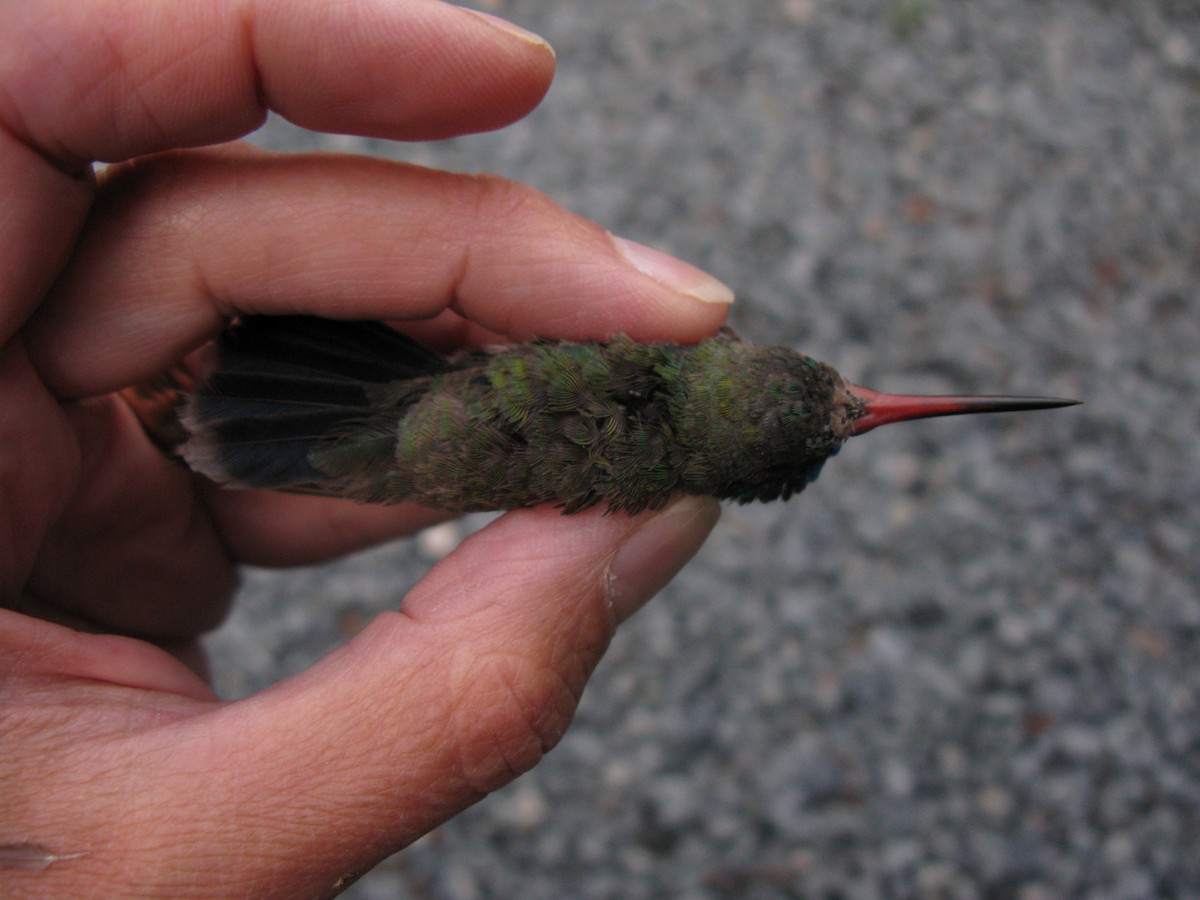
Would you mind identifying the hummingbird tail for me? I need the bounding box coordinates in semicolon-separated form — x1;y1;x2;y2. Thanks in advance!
181;316;447;491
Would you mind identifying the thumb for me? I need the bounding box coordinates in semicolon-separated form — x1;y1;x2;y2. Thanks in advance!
176;497;716;895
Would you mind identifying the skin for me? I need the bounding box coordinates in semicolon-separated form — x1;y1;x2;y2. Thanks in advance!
0;1;729;896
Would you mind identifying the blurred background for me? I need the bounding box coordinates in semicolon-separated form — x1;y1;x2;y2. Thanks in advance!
212;1;1199;896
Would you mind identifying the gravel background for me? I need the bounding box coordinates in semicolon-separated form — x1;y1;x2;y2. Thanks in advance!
210;1;1200;897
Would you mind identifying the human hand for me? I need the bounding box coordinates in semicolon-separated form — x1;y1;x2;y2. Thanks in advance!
0;1;728;895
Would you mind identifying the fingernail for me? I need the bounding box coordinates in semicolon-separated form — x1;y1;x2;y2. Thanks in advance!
463;9;555;56
607;496;721;623
611;235;735;305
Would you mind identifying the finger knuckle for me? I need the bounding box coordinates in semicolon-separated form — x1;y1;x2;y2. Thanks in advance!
467;172;553;224
446;647;579;794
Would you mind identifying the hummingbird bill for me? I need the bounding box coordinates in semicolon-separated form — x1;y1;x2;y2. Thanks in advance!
124;316;1078;515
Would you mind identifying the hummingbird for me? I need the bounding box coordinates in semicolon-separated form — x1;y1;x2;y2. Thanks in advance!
125;315;1078;515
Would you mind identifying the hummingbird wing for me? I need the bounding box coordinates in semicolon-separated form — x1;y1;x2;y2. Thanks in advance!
181;316;449;493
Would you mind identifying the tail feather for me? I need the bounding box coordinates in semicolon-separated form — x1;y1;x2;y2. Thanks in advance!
209;315;447;382
182;316;444;491
195;371;380;421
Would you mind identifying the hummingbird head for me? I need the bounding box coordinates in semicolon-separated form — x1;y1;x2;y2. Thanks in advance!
673;336;1078;507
